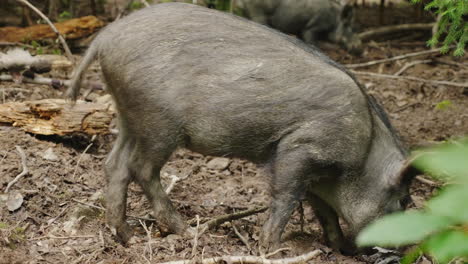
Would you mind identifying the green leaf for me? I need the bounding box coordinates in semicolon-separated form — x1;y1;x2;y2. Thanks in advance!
356;211;450;247
401;247;423;264
412;140;468;182
423;230;468;264
435;100;452;110
427;185;468;223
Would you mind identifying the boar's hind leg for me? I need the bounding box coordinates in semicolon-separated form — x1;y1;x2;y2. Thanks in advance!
308;194;355;255
261;147;309;252
105;136;134;244
132;146;187;236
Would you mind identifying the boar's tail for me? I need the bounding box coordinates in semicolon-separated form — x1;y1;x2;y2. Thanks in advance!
66;44;98;101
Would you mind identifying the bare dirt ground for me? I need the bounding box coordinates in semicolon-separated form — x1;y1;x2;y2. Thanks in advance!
1;5;467;264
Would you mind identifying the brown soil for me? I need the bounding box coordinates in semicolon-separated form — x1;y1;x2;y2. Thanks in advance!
1;5;467;264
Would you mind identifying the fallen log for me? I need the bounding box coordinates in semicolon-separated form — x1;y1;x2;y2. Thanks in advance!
0;16;105;43
0;99;114;136
358;23;434;42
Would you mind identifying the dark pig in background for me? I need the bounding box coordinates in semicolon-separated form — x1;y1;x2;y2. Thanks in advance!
68;3;415;254
236;0;363;55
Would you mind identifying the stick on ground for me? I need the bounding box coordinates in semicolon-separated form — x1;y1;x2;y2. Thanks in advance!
394;59;432;76
159;249;322;264
5;146;29;193
188;206;269;229
345;48;444;69
352;71;468;88
358;23;434;42
232;222;251;251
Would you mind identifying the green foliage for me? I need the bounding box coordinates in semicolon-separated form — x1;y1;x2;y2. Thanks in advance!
30;40;44;55
59;11;72;20
357;140;468;264
52;49;62;55
411;0;467;56
130;1;144;10
435;100;453;110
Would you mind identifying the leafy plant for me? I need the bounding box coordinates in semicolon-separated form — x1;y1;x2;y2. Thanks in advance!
411;0;467;56
357;139;468;264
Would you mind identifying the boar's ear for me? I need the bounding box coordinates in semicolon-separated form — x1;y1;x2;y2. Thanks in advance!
394;158;422;186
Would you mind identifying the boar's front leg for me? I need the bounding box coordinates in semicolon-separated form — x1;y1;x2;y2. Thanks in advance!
308;193;356;255
261;146;309;253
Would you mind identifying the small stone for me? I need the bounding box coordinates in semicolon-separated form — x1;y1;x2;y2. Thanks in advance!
43;148;58;161
6;191;24;211
206;157;230;170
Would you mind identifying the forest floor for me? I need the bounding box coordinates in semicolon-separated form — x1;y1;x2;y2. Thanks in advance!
1;5;468;264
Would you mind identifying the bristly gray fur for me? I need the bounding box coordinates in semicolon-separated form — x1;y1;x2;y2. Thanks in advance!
68;3;413;253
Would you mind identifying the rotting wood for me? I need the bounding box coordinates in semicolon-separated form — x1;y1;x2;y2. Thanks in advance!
0;16;104;43
0;99;114;136
358;23;434;41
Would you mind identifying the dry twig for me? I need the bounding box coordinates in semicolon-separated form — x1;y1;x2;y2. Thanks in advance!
191;215;201;258
188;206;268;229
345;48;443;69
265;248;292;258
5;146;29;193
232;222;251;251
415;175;441;187
394;59;432;76
15;0;74;63
72;136;96;179
28;234;95;241
352;71;468;88
159;249;322;264
139;220;154;261
165;175;180;194
0;74;104;90
358;23;434;41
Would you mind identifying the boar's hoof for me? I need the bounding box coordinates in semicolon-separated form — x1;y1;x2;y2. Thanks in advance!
109;222;133;245
258;237;281;256
338;243;358;256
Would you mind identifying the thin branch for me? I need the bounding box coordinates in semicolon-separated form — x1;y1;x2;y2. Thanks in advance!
191;215;201;258
394;59;432;76
15;0;74;64
345;48;443;69
352;71;468;88
358;23;434;41
0;74;104;90
5;146;29;193
71;198;157;222
0;42;35;49
28;235;96;241
165;175;180;194
415;175;441;187
188;206;268;229
265;248;291;258
72;136;95;179
232;223;251;251
139;220;154;261
158;249;322;264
